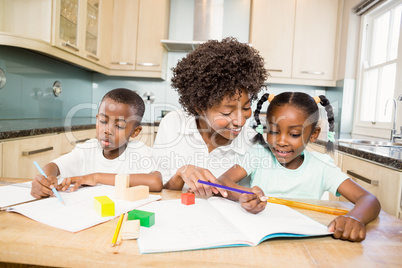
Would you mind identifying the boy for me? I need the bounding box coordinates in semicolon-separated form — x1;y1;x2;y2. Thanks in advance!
31;88;162;198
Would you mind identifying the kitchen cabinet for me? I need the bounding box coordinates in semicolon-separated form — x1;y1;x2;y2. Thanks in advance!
2;134;61;179
250;0;340;86
60;129;96;155
53;0;112;67
0;143;2;177
131;125;158;147
109;0;170;79
341;155;402;219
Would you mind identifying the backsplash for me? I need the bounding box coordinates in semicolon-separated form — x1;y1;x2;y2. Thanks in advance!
0;45;340;126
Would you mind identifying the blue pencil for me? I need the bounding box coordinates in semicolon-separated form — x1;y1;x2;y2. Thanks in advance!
33;161;65;205
197;180;254;195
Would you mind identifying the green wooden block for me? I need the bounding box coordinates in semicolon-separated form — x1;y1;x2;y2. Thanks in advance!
127;209;155;228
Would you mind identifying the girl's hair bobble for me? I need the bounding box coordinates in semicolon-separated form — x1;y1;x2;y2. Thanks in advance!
313;96;321;104
256;124;264;135
268;94;275;103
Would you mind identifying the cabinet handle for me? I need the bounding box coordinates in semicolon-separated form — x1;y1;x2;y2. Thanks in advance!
111;62;134;66
70;138;90;145
300;71;324;75
267;69;283;72
87;54;99;61
347;170;379;186
137;63;160;67
22;147;54;156
62;42;79;52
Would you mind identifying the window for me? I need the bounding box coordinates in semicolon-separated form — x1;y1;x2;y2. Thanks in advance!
354;0;402;138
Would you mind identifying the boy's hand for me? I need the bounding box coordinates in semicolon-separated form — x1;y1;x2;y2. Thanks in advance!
328;215;366;242
239;186;267;214
31;174;59;199
177;165;227;198
59;174;97;192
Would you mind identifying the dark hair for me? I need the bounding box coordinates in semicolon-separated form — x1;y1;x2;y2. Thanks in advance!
101;88;145;122
171;37;268;116
252;92;335;152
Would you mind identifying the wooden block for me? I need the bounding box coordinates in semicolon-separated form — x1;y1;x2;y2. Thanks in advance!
115;174;130;199
93;196;115;217
123;185;149;202
127;209;155;228
181;192;195;205
121;219;140;240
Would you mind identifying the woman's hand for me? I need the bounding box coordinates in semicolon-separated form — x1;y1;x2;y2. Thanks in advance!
177;165;228;198
239;186;267;214
59;174;98;192
31;174;59;198
328;215;366;242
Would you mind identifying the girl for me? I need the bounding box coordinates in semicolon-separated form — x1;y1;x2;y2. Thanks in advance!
219;92;381;242
153;37;268;196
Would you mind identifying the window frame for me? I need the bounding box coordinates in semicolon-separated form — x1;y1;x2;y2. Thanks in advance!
353;0;402;139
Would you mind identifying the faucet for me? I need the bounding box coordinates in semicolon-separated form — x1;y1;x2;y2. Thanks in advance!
385;95;402;142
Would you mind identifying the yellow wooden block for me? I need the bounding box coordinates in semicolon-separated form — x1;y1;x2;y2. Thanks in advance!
93;196;115;217
121;219;140;240
123;185;149;202
115;174;130;199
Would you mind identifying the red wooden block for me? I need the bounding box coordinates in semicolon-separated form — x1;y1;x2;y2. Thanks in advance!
181;192;195;205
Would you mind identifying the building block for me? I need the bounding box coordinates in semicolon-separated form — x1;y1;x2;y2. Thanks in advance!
115;174;130;199
128;209;155;228
93;196;115;217
181;192;195;205
121;219;140;240
124;185;149;202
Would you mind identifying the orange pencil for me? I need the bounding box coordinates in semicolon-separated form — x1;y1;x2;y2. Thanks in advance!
267;197;349;216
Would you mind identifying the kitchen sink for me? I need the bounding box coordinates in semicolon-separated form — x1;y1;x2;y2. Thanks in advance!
337;139;402;147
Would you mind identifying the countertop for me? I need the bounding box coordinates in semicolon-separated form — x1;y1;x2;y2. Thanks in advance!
0;119;400;170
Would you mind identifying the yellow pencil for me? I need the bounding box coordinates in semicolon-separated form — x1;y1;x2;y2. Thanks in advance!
116;213;128;245
111;214;124;246
267;197;349;216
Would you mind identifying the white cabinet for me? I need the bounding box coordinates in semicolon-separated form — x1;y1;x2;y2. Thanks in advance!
109;0;170;78
2;134;61;179
250;0;340;86
131;125;158;147
0;143;3;177
60;129;96;155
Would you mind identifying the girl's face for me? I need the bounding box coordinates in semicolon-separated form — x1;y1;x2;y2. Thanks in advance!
199;89;252;145
266;104;320;169
96;98;141;159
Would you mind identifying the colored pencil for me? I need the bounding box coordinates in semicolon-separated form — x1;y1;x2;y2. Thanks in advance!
197;179;349;216
111;214;124;246
33;161;65;205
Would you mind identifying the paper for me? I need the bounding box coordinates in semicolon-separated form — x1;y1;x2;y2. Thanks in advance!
7;185;161;232
137;197;332;253
0;182;36;210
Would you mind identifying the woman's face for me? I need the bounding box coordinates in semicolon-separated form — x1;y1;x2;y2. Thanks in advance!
199;89;252;145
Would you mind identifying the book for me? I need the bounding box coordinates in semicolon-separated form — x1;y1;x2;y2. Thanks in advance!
137;197;332;254
0;182;36;210
7;185;161;232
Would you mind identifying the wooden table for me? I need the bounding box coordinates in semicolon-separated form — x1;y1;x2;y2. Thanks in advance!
0;178;401;267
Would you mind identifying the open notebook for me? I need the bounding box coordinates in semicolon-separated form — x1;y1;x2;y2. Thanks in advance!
7;185;161;232
137;197;332;254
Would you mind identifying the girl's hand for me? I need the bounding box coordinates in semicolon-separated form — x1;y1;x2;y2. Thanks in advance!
59;174;98;192
31;174;59;199
328;215;366;242
239;186;267;214
177;165;228;198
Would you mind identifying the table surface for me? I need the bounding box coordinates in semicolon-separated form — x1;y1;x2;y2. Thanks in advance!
0;178;401;267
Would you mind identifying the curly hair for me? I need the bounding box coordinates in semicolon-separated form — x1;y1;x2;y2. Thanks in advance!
171;37;268;116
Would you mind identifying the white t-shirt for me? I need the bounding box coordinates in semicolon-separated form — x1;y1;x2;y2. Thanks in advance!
52;139;155;178
153;110;256;187
237;144;349;199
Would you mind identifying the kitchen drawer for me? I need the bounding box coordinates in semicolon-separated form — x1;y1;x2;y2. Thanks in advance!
60;129;96;155
2;134;61;179
341;155;402;218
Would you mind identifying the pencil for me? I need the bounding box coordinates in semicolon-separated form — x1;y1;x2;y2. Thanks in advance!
197;180;349;215
111;214;124;246
116;213;128;245
33;161;65;205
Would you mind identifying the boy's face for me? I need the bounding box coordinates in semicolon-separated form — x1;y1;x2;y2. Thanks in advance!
200;89;252;145
96;97;141;159
266;104;320;169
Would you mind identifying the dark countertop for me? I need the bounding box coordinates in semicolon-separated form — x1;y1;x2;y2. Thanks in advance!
0;118;159;140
